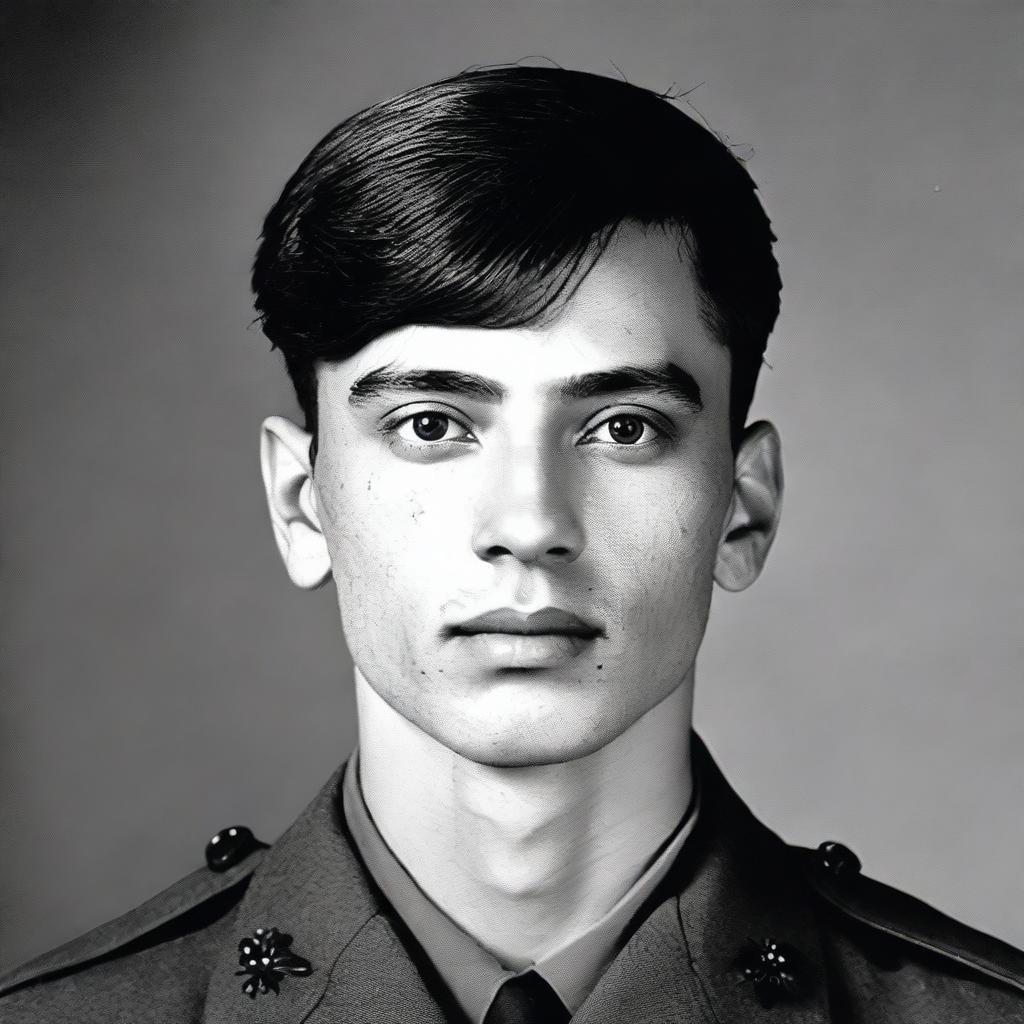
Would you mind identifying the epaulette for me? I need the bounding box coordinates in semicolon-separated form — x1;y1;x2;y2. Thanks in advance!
798;840;1024;996
0;825;267;999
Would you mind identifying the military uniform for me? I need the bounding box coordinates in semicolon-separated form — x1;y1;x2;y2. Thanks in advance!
3;735;1022;1022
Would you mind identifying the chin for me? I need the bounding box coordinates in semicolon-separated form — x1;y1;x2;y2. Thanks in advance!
455;740;608;769
433;714;626;769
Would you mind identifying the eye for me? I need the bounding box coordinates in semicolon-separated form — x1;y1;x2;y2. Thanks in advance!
582;413;663;446
393;411;475;445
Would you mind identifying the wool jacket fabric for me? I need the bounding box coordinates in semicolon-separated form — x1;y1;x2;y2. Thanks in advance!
2;735;1023;1022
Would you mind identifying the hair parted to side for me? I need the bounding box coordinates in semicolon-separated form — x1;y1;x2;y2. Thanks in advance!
252;66;781;460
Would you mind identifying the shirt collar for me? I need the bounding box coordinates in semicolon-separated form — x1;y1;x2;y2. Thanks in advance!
342;745;701;1022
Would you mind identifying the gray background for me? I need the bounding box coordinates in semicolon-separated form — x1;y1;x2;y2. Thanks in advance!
2;0;1022;971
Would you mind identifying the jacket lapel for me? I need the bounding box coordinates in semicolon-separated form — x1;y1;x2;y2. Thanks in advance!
200;761;446;1024
572;736;831;1024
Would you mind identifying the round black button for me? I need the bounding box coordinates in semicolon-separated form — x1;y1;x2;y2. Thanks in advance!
206;826;259;872
818;840;861;879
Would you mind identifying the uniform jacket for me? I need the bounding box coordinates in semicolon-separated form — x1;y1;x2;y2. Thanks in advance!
2;735;1023;1022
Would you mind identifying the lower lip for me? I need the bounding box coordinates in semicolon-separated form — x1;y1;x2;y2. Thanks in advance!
453;632;596;669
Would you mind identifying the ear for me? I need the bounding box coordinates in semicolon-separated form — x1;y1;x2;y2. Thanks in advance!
714;420;784;593
259;415;332;590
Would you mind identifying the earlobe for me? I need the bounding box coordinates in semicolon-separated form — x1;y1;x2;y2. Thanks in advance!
714;421;784;593
259;416;332;590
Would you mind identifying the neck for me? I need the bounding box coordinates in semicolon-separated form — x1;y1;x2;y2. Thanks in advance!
354;668;694;967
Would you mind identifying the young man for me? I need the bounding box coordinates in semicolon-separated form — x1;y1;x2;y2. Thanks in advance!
2;66;1022;1023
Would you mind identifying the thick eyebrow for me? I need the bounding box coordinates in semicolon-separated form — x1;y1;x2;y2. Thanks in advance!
349;365;504;406
558;363;702;411
348;360;702;411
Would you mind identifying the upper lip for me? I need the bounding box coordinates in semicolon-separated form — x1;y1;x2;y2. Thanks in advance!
450;607;602;638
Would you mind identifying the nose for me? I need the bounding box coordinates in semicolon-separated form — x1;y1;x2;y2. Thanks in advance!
471;444;585;567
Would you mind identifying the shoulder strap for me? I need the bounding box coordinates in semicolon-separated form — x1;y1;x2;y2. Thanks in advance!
798;844;1024;995
0;846;265;997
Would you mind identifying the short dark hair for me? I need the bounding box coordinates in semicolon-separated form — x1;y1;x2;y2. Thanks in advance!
252;66;781;457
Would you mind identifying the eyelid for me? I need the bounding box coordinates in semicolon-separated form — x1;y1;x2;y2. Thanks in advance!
379;402;478;447
378;401;474;433
578;404;675;443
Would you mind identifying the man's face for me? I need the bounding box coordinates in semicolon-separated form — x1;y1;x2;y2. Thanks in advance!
312;222;736;767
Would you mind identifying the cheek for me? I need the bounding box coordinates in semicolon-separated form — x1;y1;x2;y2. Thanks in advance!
316;458;390;612
317;457;469;615
595;459;730;634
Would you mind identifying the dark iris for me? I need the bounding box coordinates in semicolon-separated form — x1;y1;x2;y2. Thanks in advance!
608;415;644;444
412;413;449;441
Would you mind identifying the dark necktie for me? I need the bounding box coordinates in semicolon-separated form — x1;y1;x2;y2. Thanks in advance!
482;970;572;1024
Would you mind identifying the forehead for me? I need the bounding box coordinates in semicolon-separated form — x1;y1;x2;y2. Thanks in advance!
320;221;727;394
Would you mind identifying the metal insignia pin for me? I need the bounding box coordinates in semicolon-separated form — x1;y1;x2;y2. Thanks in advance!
236;927;312;997
735;937;806;1008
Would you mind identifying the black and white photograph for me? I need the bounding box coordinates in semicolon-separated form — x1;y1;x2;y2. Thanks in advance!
2;3;1022;1021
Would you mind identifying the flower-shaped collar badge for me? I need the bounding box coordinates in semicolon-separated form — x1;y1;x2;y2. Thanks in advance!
236;927;312;997
735;937;808;1008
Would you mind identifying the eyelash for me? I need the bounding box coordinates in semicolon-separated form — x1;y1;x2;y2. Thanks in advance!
579;414;665;447
382;407;669;449
389;411;477;446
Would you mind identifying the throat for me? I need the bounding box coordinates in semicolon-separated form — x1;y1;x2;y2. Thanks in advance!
353;670;694;966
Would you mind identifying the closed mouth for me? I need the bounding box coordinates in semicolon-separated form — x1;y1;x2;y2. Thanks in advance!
449;606;602;638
